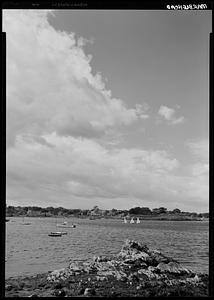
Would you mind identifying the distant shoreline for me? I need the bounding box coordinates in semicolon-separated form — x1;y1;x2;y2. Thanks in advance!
6;205;209;221
6;215;209;221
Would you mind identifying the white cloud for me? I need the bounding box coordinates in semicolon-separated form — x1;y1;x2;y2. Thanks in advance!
158;105;184;125
6;132;172;202
187;139;209;162
3;9;143;147
192;163;209;176
6;132;208;211
3;10;208;211
185;139;209;206
135;103;150;119
186;138;209;178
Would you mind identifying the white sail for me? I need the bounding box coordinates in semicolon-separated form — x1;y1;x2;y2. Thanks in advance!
136;217;140;224
130;217;135;224
124;217;127;223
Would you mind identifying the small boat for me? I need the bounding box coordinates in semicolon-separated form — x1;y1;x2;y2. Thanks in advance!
56;218;69;227
48;219;67;236
5;219;10;222
130;217;135;224
55;231;67;235
56;223;76;228
48;232;62;237
136;217;140;224
124;217;127;224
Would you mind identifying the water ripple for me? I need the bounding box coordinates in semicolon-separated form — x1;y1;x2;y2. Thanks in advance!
6;217;209;278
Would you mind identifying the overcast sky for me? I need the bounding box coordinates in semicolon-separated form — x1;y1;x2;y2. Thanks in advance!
3;9;211;211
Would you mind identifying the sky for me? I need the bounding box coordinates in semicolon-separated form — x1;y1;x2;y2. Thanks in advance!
3;9;211;212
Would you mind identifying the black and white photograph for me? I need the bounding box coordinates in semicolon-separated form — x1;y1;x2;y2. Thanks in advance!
2;2;212;297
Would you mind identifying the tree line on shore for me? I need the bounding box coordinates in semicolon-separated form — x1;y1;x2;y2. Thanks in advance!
6;205;209;219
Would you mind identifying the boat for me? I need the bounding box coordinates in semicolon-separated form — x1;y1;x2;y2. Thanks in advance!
48;219;68;236
56;218;76;228
55;231;67;235
124;217;127;224
5;219;9;222
130;217;135;224
48;232;62;237
136;217;140;224
56;218;70;227
21;217;31;225
56;223;76;228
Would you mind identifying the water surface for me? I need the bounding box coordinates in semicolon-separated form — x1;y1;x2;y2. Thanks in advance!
5;217;209;278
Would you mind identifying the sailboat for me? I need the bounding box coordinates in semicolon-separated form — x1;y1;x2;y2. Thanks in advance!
136;217;140;224
130;217;135;224
124;217;127;224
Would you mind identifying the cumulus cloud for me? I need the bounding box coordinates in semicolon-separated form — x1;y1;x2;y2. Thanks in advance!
183;138;209;209
3;9;142;147
3;10;208;211
7;132;179;205
158;105;184;125
187;139;209;162
186;138;209;177
192;163;209;176
135;103;150;119
6;132;209;211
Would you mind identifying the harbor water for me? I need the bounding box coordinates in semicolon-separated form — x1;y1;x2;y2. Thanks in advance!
5;217;209;279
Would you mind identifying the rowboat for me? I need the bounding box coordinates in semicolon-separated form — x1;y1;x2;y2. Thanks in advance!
48;232;62;237
55;231;67;235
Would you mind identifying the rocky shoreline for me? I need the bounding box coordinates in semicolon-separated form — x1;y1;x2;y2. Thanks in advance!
5;240;209;297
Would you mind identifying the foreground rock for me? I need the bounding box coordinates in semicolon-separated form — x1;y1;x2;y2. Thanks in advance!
5;240;209;297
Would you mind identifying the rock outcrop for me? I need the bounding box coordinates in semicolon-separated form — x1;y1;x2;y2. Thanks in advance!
46;239;208;297
5;240;209;297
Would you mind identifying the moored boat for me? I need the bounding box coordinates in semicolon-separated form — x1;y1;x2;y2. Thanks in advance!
55;231;67;235
48;232;62;237
56;223;76;228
